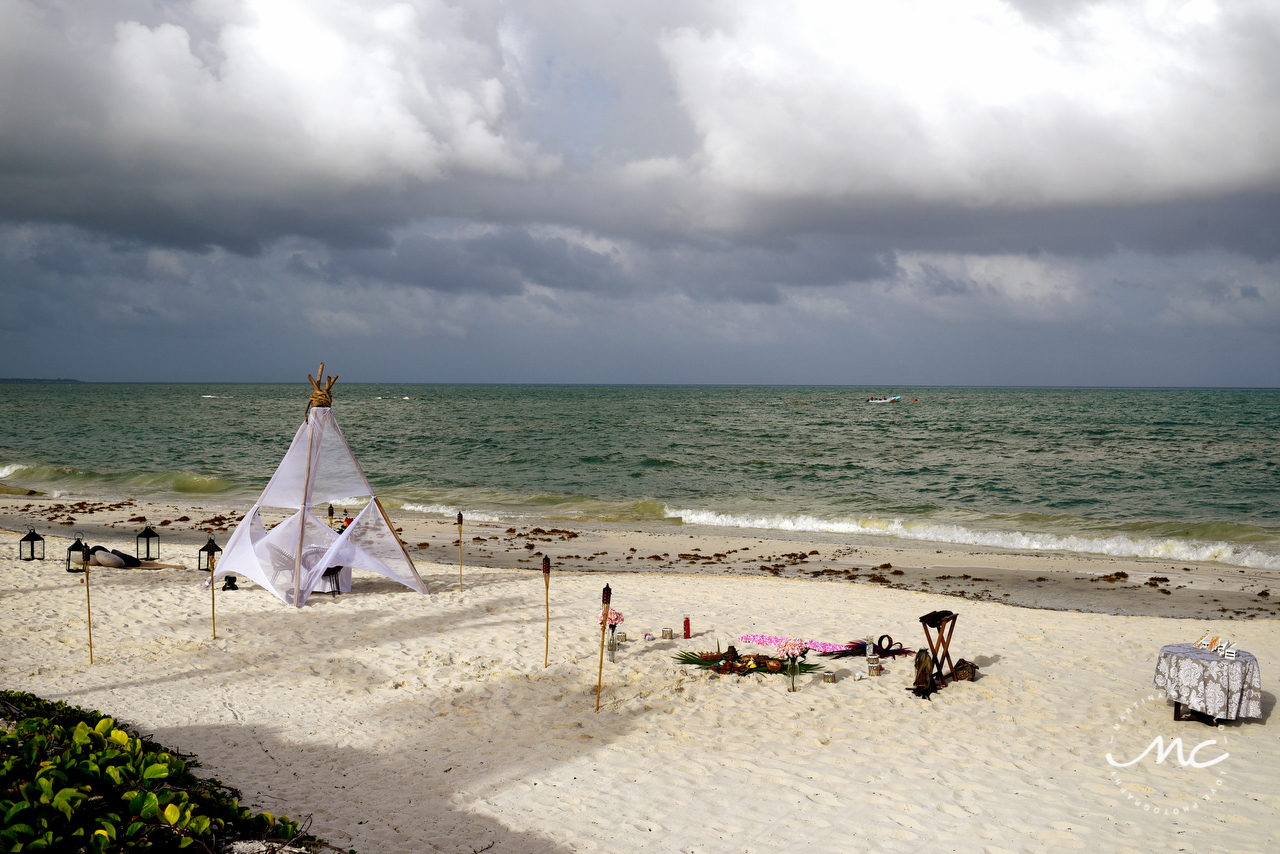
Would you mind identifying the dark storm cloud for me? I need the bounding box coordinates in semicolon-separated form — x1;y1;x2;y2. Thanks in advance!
324;225;895;305
767;192;1280;262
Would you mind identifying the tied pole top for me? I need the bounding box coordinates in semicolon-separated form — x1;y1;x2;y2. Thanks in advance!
305;362;339;420
542;556;550;574
601;583;611;606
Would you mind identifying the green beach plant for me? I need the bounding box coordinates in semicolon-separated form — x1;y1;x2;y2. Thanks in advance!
0;691;330;852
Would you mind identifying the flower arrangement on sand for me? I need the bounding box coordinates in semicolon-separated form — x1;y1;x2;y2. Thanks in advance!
598;608;624;627
737;633;914;659
674;639;823;681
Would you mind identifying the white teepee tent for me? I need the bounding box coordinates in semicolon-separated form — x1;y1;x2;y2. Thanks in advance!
211;366;426;607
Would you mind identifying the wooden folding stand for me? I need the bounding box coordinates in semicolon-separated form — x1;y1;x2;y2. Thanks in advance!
919;611;958;688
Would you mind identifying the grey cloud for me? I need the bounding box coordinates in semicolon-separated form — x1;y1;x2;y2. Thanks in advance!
1;2;1278;387
324;225;895;305
3;1;1278;264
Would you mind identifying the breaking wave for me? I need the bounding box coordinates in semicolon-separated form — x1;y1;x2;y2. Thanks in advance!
668;508;1280;570
0;461;234;495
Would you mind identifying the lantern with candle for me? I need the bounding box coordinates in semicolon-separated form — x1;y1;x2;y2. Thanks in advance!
19;527;44;561
136;525;160;561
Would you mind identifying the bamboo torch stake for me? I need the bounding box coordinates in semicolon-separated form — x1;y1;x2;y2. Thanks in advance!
82;545;94;665
209;553;217;640
456;512;464;592
542;556;551;668
595;584;611;712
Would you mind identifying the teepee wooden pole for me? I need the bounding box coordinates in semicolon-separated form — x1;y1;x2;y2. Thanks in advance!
372;497;419;569
293;416;317;608
330;413;426;592
293;362;334;606
542;556;551;668
596;584;611;712
456;512;464;592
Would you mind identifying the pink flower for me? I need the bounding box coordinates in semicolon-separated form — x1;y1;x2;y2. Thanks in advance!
775;638;808;659
598;608;624;627
738;634;852;654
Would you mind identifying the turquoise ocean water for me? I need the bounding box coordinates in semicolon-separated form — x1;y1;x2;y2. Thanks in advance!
1;384;1276;570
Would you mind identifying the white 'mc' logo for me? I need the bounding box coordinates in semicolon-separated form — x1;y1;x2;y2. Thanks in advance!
1106;737;1229;769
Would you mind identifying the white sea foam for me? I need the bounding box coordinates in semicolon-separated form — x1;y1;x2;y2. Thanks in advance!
0;464;28;479
401;502;457;515
669;507;1280;571
400;503;507;523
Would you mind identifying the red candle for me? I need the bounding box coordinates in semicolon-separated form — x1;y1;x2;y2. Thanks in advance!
683;615;690;639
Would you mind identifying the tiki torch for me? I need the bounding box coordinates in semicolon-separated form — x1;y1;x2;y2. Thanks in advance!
543;556;551;668
456;512;464;592
198;535;222;640
80;540;93;664
596;583;611;711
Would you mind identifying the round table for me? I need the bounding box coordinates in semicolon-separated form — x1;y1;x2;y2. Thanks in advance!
1153;642;1262;721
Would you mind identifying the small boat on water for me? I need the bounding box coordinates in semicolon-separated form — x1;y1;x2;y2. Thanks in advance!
867;395;901;404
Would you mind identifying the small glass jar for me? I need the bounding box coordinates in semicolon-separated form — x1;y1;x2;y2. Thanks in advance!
661;627;674;639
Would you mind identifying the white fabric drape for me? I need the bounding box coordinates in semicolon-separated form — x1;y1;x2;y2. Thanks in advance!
211;407;425;607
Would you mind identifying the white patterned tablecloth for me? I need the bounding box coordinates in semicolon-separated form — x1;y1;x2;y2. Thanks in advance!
1153;642;1262;720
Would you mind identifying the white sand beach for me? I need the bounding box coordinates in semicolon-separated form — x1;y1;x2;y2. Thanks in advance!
3;516;1279;854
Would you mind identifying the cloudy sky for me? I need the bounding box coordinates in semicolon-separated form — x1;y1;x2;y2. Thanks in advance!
1;0;1277;385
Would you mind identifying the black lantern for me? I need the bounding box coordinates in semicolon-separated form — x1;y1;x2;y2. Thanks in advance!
136;526;160;561
19;527;45;561
66;535;88;573
197;534;222;572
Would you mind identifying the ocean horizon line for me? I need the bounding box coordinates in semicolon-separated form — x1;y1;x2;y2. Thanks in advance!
4;379;1279;391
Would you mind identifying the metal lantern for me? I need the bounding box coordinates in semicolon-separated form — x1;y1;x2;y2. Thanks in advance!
197;534;222;572
66;535;88;573
19;527;45;561
136;525;160;561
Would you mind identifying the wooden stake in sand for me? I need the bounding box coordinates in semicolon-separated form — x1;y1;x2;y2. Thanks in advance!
543;556;551;668
209;553;217;640
595;583;611;712
199;535;222;640
81;543;93;664
456;512;464;592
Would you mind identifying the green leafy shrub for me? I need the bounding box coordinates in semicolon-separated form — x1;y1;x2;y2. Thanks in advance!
1;691;328;852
